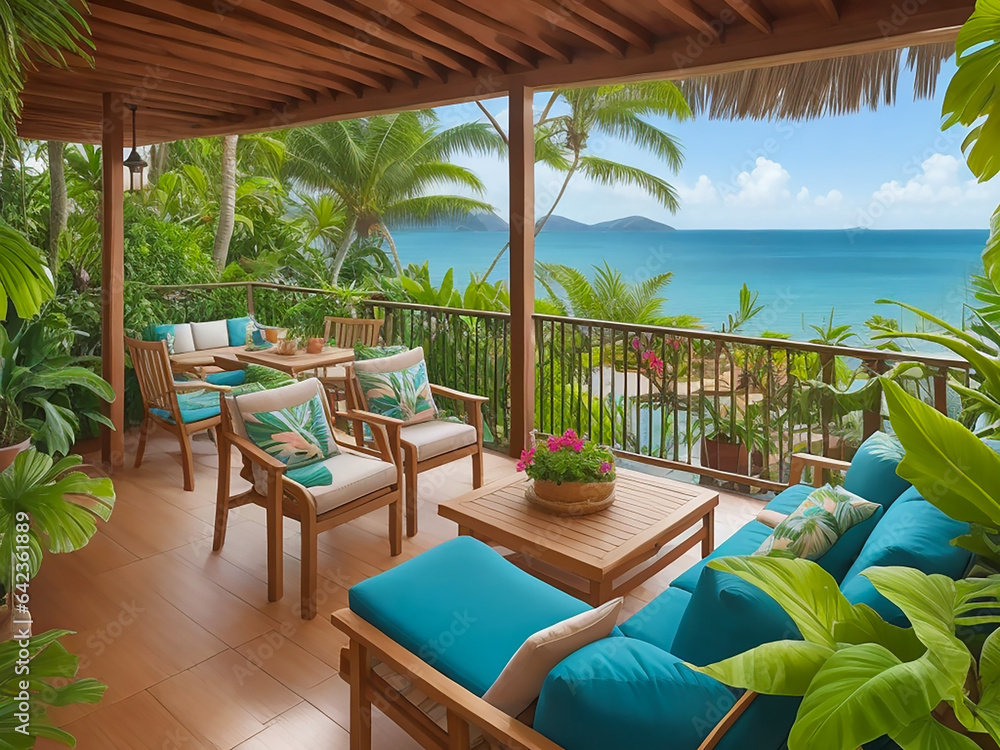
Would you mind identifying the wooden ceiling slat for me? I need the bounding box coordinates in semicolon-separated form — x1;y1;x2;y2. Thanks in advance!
90;38;314;101
373;8;510;71
815;0;839;23
91;24;358;96
398;1;536;67
282;0;478;76
21;88;242;116
563;0;654;51
415;0;573;63
232;0;444;82
652;0;721;37
723;0;774;34
110;0;413;84
90;3;392;91
514;0;634;55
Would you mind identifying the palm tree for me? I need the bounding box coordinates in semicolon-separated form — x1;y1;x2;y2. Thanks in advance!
212;134;238;270
537;261;698;327
481;82;692;279
0;0;91;320
284;110;504;284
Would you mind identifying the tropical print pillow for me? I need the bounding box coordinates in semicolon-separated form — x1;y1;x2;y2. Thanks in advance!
157;330;176;354
356;359;436;424
243;393;339;469
754;484;878;560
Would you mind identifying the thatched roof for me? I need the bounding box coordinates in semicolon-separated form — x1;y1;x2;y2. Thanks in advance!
680;42;955;121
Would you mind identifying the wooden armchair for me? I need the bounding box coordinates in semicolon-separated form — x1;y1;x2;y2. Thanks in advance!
126;335;231;491
214;378;402;619
342;361;486;538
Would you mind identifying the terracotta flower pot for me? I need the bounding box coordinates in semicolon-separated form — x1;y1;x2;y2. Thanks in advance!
700;438;762;476
526;478;616;516
0;437;30;473
306;337;325;354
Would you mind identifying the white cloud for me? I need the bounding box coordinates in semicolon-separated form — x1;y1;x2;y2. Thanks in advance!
814;189;843;208
721;157;792;207
874;153;984;206
678;175;719;206
797;187;811;202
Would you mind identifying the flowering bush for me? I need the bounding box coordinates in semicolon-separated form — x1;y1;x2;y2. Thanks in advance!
517;430;616;484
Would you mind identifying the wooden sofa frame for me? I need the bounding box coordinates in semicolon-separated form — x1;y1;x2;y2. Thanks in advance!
330;452;851;750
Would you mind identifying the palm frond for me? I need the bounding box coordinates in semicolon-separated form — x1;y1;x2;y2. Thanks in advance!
578;156;680;212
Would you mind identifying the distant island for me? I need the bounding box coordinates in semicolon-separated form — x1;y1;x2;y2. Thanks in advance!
391;212;675;233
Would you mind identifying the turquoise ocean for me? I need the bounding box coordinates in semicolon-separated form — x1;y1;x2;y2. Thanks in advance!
393;228;990;340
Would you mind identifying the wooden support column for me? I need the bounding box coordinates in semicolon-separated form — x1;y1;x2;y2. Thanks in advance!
101;92;126;468
508;80;535;457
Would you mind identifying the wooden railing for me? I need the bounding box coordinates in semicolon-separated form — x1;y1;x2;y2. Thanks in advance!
143;283;972;490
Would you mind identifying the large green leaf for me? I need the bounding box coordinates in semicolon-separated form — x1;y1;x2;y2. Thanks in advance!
883;378;1000;527
789;645;955;750
706;556;853;647
692;640;832;695
890;715;984;750
0;224;54;321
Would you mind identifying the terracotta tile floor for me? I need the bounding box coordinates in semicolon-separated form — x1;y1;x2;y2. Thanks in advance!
33;426;763;749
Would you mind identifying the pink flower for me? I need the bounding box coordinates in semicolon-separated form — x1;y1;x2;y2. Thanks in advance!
571;439;585;452
671;339;681;351
599;461;613;474
562;429;578;441
547;435;561;451
631;337;641;350
516;447;536;471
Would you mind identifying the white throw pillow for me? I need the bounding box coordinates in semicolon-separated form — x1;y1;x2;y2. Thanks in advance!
171;323;196;354
190;319;230;350
482;597;623;717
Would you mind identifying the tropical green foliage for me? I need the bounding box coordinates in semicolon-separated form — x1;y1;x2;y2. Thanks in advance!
0;628;107;748
0;449;115;588
537;261;700;327
0;311;114;452
0;223;53;320
693;556;1000;750
882;378;1000;564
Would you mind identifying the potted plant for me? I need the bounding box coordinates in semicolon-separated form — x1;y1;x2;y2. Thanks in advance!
697;399;770;476
0;448;115;746
0;311;114;468
517;429;617;516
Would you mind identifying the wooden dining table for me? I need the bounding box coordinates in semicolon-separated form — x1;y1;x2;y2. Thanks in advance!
220;345;356;377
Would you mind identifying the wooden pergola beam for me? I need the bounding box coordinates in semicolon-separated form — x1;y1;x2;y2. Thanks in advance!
816;0;840;23
508;80;535;458
101;92;125;468
724;0;774;35
652;0;721;38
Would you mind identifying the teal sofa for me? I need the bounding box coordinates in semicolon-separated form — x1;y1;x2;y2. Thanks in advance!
340;432;973;750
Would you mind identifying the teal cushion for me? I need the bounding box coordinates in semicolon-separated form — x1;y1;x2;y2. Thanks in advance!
840;489;971;625
843;431;910;507
205;369;247;387
149;323;175;342
671;521;772;593
349;537;592;696
150;389;220;424
671;563;800;667
764;483;814;515
534;638;735;750
227;317;253;346
619;586;691;652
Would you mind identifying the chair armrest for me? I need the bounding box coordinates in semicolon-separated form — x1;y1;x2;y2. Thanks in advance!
788;453;852;487
430;384;489;404
174;380;233;393
227;433;286;475
347;409;405;428
696;691;758;750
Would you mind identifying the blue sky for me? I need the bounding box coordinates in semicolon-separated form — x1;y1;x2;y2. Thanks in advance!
438;61;1000;230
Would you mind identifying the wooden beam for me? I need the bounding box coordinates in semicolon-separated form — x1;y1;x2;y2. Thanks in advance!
101;92;125;469
565;0;653;50
508;80;535;458
516;0;631;55
723;0;773;35
378;9;510;71
816;0;840;23
423;0;573;63
111;0;411;84
283;0;477;76
92;1;392;90
652;0;720;37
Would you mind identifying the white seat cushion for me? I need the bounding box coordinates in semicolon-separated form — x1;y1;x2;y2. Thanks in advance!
171;323;196;354
190;319;230;350
295;451;397;514
400;419;477;462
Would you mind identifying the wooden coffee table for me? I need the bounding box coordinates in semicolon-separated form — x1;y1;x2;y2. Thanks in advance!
230;346;355;377
438;468;719;606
